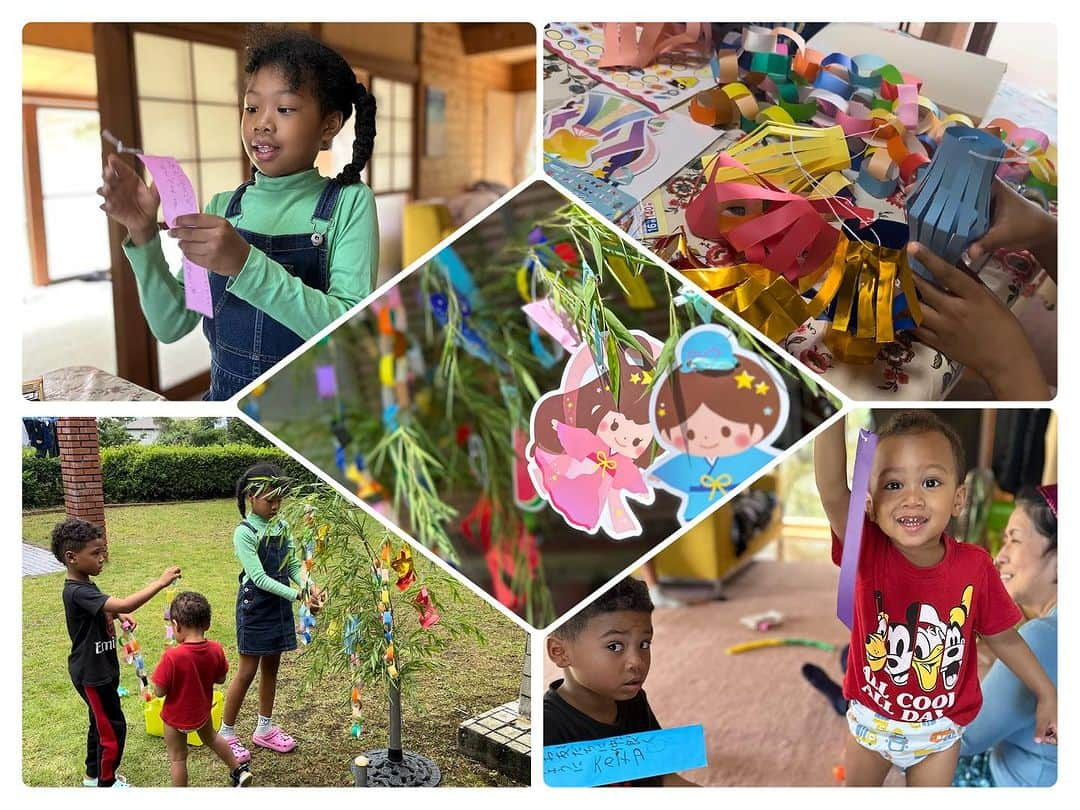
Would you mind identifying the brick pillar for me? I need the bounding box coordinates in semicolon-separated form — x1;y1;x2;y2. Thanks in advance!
517;635;531;718
57;418;106;537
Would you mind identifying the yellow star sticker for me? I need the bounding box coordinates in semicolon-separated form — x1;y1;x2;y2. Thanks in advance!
543;129;599;167
629;372;642;384
641;370;654;384
657;407;666;417
735;370;755;389
755;381;770;396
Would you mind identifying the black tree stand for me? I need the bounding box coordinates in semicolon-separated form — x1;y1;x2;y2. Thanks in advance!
350;680;441;786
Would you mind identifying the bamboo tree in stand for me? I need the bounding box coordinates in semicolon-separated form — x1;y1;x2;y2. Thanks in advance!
279;484;485;786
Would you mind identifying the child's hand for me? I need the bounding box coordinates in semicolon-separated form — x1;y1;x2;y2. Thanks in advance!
1035;694;1058;745
158;566;182;588
168;214;252;277
98;154;160;246
968;178;1057;267
117;613;137;631
307;586;327;614
908;242;1050;400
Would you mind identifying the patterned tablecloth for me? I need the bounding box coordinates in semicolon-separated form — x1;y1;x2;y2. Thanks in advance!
542;51;1056;401
40;366;165;402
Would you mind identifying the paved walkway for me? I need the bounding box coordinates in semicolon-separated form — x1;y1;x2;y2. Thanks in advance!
23;542;64;576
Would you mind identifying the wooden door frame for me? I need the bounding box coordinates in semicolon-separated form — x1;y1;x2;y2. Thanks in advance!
94;22;248;396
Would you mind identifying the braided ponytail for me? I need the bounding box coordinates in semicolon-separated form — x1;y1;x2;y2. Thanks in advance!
243;26;376;186
336;82;377;186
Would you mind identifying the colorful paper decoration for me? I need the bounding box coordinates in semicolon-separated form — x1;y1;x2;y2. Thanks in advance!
647;324;789;525
118;619;153;702
135;154;214;318
390;545;416;591
459;493;541;611
545;23;716;113
241;382;267;422
526;330;663;539
344;614;363;738
369;288;413;431
162;587;176;647
543;87;720;219
837;430;878;630
315;364;338;399
297;522;318;645
415;586;441;629
906;125;1004;283
544;725;708;787
686;139;874;283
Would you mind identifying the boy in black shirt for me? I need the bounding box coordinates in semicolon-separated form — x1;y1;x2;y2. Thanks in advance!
544;577;695;786
54;518;181;787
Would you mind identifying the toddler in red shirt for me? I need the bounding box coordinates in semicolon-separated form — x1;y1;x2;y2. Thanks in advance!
151;592;253;787
815;411;1057;786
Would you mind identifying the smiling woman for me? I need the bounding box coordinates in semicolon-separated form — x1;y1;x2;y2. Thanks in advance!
957;485;1058;786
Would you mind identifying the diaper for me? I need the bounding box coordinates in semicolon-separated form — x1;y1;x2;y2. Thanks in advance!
847;700;964;771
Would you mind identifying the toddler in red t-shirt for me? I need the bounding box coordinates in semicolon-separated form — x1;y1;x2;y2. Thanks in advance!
815;411;1057;786
151;592;253;787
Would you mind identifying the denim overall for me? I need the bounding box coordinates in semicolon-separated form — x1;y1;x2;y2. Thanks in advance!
235;520;297;656
203;178;342;400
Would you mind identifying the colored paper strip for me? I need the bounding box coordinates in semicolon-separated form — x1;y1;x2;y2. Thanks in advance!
544;724;707;787
138;154;213;318
837;430;878;629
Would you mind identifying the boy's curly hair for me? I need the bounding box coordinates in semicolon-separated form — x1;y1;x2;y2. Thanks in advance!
170;592;212;631
552;577;653;640
50;518;103;564
877;410;967;483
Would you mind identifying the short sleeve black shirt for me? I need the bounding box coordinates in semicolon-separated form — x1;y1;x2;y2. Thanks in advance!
543;678;663;786
63;579;119;686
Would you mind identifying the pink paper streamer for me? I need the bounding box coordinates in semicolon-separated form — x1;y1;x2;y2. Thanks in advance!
837;430;877;629
522;299;582;352
137;154;214;318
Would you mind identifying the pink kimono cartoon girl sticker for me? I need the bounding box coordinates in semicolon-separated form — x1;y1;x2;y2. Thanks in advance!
526;331;664;539
648;324;789;525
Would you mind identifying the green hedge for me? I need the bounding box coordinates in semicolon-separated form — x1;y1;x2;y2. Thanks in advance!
22;444;315;510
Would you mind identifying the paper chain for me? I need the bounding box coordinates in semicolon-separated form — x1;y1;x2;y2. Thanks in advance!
118;619;153;702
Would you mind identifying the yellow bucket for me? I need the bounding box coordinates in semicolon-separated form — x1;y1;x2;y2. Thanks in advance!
144;690;224;746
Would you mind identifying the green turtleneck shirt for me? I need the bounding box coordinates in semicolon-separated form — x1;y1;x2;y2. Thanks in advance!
233;512;302;601
123;169;378;343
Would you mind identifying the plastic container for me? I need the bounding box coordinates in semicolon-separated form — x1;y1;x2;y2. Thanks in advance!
144;689;223;746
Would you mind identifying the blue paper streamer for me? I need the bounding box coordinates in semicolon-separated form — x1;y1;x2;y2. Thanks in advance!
543;725;707;787
433;246;481;305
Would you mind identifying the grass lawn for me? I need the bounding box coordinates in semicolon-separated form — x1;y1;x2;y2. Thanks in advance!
23;500;528;787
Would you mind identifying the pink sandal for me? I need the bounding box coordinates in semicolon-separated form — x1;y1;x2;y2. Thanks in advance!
252;726;296;753
224;735;252;764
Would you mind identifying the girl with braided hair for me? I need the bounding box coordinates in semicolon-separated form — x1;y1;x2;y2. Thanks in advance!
99;25;378;400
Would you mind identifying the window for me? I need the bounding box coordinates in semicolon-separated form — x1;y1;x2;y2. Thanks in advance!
133;33;244;208
25;105;111;284
370;78;414;194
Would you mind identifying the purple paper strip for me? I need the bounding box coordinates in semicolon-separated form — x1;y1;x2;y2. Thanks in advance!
837;429;877;629
315;364;338;399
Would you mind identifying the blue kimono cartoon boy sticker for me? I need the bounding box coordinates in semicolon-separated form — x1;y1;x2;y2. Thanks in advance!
648;324;789;525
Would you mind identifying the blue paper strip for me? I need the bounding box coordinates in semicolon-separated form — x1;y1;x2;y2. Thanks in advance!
433;246;481;304
543;724;707;787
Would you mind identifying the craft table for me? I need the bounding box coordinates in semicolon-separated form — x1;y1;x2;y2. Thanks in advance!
542;31;1056;402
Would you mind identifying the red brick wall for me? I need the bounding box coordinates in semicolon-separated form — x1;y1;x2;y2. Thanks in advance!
57;418;106;536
